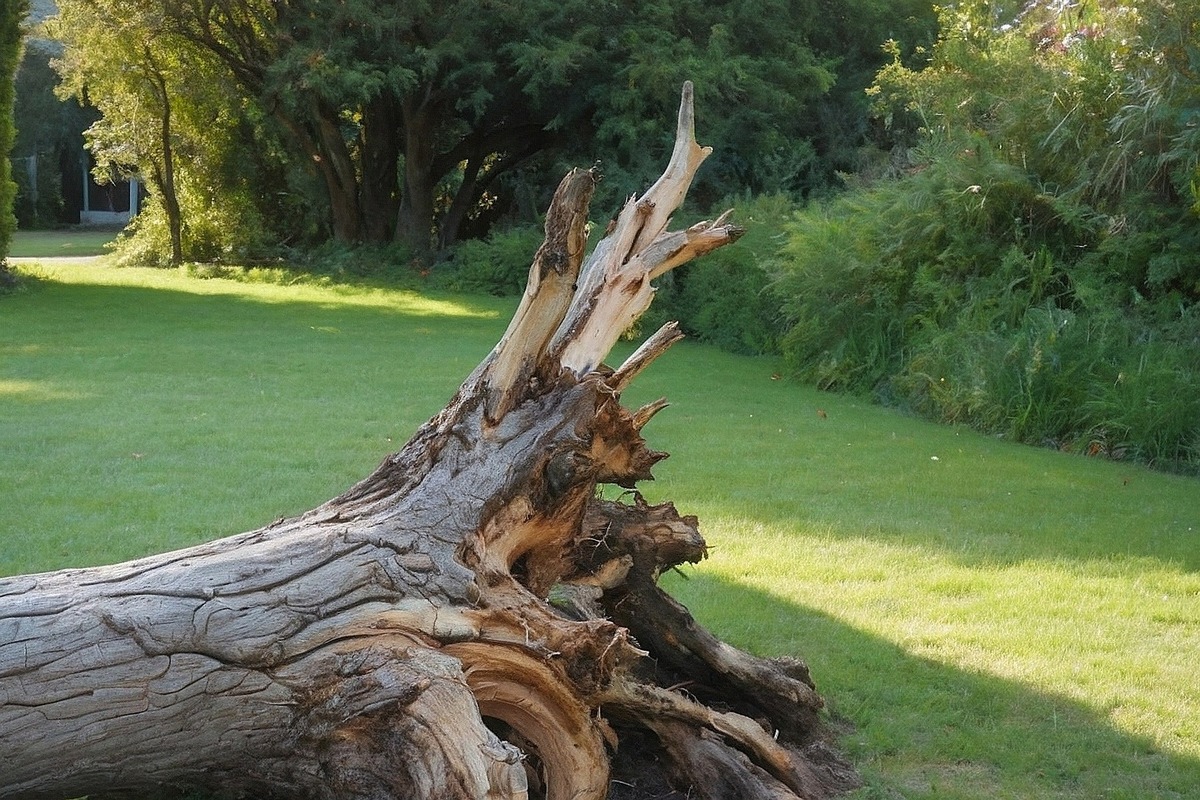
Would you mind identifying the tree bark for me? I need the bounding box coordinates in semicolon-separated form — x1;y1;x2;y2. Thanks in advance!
0;83;857;800
360;95;401;243
395;91;440;254
144;49;183;266
435;122;551;250
313;97;365;243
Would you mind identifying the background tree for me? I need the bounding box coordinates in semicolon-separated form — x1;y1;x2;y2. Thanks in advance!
50;0;285;266
0;0;28;288
52;1;194;264
578;0;935;205
11;42;92;228
48;0;937;259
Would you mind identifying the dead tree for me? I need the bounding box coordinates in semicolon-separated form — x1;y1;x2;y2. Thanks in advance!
0;83;857;800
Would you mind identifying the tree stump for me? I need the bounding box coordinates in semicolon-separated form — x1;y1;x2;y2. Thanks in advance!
0;83;857;800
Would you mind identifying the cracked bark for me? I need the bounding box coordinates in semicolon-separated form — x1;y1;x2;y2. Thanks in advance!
0;83;858;800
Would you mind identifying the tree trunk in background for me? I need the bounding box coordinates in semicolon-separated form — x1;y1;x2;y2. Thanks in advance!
145;53;183;266
395;92;441;255
360;95;401;243
0;84;858;800
314;97;364;243
436;123;550;250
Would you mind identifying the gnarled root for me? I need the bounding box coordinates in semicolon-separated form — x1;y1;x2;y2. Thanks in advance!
525;495;861;799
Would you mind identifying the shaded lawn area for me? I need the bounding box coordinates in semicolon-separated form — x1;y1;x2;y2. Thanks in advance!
2;261;1198;800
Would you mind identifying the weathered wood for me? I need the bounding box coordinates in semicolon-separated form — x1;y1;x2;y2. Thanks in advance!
0;82;856;800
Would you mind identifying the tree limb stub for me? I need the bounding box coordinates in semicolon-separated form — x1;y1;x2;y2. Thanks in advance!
483;167;598;424
0;82;854;800
480;79;746;385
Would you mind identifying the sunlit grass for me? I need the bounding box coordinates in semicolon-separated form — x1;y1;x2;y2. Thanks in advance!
618;352;1200;799
2;261;1198;799
21;260;500;317
0;378;88;400
8;229;117;258
1;261;513;574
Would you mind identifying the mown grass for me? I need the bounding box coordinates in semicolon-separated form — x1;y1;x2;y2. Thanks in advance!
0;261;511;572
8;229;119;259
2;260;1198;800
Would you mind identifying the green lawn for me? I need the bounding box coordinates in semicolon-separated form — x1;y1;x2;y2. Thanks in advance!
8;228;119;258
3;261;1198;800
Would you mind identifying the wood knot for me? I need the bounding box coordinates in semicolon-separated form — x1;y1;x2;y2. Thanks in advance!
543;451;580;499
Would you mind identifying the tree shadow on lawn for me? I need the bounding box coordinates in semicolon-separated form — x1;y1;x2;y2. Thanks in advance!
627;353;1200;574
670;572;1200;800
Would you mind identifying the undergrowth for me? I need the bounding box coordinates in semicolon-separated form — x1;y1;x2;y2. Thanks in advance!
770;153;1200;474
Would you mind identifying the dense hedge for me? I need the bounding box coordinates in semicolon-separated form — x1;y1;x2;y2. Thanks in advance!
771;146;1200;472
770;0;1200;474
641;194;792;356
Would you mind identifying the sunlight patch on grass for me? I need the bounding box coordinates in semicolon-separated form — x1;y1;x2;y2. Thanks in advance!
0;379;88;401
16;261;506;319
668;517;1200;763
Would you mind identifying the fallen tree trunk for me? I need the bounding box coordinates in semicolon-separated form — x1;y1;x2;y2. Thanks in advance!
0;83;857;800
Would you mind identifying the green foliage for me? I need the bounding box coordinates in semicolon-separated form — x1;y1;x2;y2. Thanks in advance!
895;301;1093;440
11;43;92;228
42;0;939;258
50;0;305;265
646;194;794;355
434;224;545;297
583;1;838;205
108;188;279;270
0;0;27;279
773;0;1200;474
287;240;421;285
580;0;937;207
774;183;913;391
1078;314;1200;468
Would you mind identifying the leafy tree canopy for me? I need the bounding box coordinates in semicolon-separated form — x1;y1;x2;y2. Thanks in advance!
49;0;936;256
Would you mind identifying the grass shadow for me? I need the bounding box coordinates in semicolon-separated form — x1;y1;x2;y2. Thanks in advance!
669;571;1200;800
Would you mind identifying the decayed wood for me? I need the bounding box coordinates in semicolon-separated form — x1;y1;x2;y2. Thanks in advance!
0;82;856;799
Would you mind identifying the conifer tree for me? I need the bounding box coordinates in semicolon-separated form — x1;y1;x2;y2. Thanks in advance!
0;0;29;287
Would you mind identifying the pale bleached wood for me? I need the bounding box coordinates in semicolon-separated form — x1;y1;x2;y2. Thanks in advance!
611;321;685;393
548;82;745;377
482;167;597;424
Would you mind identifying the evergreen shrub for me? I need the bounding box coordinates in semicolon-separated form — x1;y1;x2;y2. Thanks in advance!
644;194;794;356
0;0;26;280
435;224;545;297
